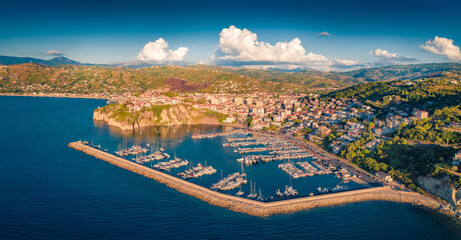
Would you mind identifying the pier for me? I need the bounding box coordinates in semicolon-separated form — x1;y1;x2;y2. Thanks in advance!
278;162;308;178
191;129;243;139
238;153;312;165
177;163;217;179
211;172;247;191
115;145;149;157
134;151;170;163
69;141;445;217
153;157;189;171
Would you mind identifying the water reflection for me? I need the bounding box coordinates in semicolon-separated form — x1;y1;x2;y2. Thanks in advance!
92;121;364;201
94;120;238;142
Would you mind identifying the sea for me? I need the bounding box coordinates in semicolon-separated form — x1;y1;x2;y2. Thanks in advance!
0;96;460;239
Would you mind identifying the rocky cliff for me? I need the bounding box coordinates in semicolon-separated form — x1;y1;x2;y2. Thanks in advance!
418;175;461;206
93;103;231;130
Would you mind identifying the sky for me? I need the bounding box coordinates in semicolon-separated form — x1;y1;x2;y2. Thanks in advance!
1;0;460;70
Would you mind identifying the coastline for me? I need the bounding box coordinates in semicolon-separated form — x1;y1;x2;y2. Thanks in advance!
93;119;245;131
0;92;109;100
93;110;245;130
68;141;449;217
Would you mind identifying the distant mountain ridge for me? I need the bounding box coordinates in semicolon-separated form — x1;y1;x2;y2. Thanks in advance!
0;55;87;66
0;63;309;94
1;55;461;89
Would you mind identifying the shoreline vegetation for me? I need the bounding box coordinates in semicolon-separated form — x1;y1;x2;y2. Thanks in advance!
68;141;453;218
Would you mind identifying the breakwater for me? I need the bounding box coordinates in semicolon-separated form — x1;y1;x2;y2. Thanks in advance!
69;141;445;217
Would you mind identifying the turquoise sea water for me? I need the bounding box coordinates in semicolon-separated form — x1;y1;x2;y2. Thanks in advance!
0;96;460;239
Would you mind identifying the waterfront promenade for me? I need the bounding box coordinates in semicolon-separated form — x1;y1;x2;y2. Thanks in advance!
69;141;443;217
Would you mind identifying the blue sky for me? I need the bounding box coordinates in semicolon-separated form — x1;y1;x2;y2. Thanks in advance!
1;0;460;70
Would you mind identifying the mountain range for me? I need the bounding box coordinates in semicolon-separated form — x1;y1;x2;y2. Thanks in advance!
0;55;88;66
1;55;460;89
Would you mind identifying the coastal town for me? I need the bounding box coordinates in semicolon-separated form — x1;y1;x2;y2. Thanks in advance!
96;90;447;162
4;0;461;236
4;72;461;218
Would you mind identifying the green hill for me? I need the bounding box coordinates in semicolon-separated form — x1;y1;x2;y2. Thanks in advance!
0;63;309;94
188;65;363;89
2;59;461;95
335;62;461;82
322;70;461;111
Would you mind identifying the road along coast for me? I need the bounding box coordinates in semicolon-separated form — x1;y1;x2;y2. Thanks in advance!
69;141;445;217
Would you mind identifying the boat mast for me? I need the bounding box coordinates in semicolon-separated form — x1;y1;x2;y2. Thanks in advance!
249;180;252;195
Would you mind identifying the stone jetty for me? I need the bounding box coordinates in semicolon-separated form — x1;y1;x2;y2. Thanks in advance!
69;141;445;217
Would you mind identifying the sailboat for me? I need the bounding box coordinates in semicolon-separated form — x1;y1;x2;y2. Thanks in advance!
240;162;248;184
236;185;244;197
276;189;283;198
247;180;253;198
257;187;263;201
284;185;298;197
247;181;257;199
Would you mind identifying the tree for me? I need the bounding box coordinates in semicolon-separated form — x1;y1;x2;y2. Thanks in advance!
245;117;253;127
365;121;375;132
300;127;313;134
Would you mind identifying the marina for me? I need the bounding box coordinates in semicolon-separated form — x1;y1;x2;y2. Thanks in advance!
224;134;314;166
67;137;444;217
80;125;374;202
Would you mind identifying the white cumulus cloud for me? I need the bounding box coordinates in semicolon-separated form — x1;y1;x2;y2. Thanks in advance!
332;58;362;66
330;58;365;70
370;49;398;58
215;26;329;65
370;49;416;65
46;50;72;56
212;26;366;71
137;38;188;63
420;36;461;61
